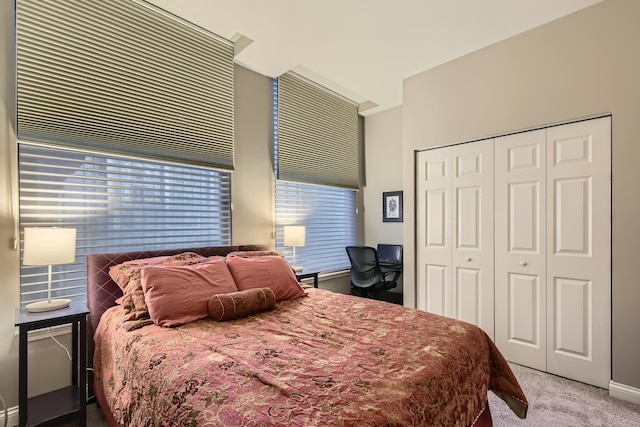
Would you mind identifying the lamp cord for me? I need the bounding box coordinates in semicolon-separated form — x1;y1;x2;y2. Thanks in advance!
49;327;72;361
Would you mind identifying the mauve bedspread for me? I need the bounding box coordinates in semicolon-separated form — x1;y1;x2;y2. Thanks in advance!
94;287;527;426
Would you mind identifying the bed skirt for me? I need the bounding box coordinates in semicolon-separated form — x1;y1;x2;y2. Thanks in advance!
95;375;120;427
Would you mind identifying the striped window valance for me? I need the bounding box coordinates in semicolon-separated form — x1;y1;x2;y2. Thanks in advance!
276;72;360;189
16;0;235;170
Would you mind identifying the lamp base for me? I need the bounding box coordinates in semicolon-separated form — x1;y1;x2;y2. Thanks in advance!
26;298;72;313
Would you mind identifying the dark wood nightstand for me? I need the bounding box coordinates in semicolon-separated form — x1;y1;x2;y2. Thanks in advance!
296;271;319;288
15;302;89;427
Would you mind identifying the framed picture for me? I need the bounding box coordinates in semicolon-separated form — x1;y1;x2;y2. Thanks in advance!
382;191;403;223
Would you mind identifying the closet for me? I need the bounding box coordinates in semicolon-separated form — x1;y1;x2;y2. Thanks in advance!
416;139;495;339
416;117;611;388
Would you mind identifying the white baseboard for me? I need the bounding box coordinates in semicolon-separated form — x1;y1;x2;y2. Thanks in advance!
609;381;640;405
0;405;18;427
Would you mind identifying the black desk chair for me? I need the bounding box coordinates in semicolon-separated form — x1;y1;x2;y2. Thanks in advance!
345;246;401;297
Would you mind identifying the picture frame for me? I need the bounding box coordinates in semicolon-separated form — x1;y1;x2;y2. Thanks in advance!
382;191;403;223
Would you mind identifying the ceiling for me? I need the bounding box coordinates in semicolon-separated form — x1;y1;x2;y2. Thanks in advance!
146;0;602;116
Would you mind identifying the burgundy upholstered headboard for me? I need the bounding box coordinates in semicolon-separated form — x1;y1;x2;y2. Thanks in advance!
86;244;269;398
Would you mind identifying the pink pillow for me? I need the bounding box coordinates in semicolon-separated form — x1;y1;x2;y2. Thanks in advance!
109;255;171;290
108;252;210;321
225;255;305;301
141;259;238;327
109;252;207;290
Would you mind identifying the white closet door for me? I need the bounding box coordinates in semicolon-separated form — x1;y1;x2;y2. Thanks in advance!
416;140;494;337
495;129;547;371
545;117;611;388
450;140;494;338
416;148;452;316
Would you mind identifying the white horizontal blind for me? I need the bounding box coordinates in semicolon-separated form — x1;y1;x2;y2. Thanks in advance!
275;180;356;274
18;142;232;306
277;72;359;189
16;0;235;170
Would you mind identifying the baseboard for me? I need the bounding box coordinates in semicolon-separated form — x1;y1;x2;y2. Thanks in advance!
0;405;19;427
609;381;640;405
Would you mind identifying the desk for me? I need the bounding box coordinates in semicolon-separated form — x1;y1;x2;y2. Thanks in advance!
15;302;89;427
379;260;402;270
380;260;402;292
380;260;402;279
296;271;319;288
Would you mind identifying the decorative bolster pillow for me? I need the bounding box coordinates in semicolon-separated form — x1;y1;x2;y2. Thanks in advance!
208;287;276;321
226;250;283;258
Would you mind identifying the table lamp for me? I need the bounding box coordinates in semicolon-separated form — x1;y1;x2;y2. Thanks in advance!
283;226;305;273
22;227;77;313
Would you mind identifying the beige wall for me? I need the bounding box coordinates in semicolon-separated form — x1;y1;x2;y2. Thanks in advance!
0;0;20;408
232;65;275;247
398;0;640;389
363;106;404;293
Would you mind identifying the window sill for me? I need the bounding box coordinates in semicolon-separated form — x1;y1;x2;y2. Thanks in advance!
318;270;349;281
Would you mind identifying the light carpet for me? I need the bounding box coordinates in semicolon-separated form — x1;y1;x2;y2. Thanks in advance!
490;363;640;426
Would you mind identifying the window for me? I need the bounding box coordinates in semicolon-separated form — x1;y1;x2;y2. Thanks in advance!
273;75;358;273
275;181;356;274
18;142;231;305
16;1;236;307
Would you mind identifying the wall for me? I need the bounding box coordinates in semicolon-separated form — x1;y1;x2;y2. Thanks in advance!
0;0;19;411
363;106;404;293
399;0;640;391
232;65;275;247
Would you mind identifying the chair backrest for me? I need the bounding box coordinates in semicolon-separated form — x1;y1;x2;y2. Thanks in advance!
376;244;403;263
345;246;383;288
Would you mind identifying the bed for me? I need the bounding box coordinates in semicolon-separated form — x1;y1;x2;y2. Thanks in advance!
87;245;528;426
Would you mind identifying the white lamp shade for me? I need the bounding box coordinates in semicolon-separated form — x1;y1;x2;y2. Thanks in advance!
23;227;77;265
283;226;305;247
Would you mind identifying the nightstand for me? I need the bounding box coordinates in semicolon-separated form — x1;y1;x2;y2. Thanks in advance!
15;302;89;427
296;271;319;288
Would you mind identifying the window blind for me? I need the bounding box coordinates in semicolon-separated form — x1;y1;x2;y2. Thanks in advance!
16;0;235;170
18;142;232;306
276;72;360;189
275;180;356;274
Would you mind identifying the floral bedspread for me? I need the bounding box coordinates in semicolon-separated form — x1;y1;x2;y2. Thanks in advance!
94;288;528;426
